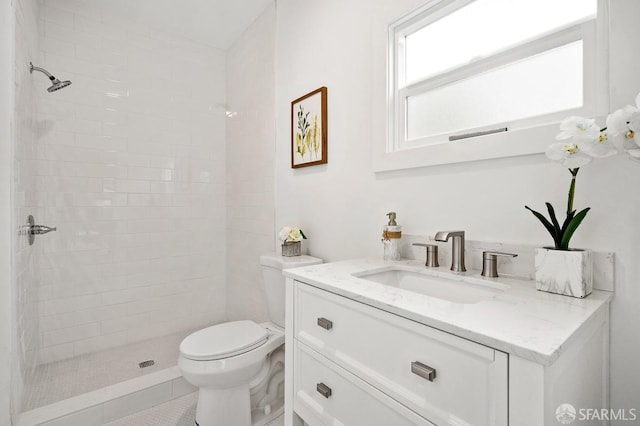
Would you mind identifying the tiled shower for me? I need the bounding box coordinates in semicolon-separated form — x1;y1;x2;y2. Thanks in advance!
12;0;242;416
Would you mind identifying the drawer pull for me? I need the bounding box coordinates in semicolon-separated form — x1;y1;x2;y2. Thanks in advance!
316;382;332;398
411;361;436;382
317;317;333;330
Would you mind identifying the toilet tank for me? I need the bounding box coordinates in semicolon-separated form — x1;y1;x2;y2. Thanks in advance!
260;253;322;328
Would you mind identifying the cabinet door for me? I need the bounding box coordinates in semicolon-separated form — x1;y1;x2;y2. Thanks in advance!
294;342;434;426
295;282;508;426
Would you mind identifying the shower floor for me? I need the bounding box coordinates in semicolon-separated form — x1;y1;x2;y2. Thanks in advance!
23;328;198;411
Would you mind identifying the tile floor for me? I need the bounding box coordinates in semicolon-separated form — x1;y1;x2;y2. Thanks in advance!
103;392;197;426
103;392;285;426
23;328;198;410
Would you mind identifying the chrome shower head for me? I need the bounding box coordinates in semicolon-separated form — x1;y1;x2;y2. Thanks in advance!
47;79;72;92
29;62;72;93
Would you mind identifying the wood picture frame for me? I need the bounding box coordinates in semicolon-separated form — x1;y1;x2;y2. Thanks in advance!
291;87;327;168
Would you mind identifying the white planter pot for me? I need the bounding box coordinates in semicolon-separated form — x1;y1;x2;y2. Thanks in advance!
534;247;593;298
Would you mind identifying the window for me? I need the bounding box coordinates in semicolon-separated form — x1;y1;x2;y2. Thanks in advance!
379;0;608;170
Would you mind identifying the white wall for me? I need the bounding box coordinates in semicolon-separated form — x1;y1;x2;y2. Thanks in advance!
0;0;15;422
13;0;41;416
29;1;227;366
226;3;276;322
275;0;640;417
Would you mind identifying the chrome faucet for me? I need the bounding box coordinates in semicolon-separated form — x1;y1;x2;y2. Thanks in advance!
434;230;466;272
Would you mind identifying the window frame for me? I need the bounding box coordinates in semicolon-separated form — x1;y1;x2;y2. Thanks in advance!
375;0;609;172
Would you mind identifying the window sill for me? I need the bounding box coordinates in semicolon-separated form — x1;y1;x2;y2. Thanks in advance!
372;122;558;172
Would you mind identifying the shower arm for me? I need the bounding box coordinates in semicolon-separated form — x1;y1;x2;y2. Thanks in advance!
29;61;72;93
29;62;55;80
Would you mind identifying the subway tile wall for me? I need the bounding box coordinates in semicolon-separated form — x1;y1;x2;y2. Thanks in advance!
13;0;41;415
226;4;276;322
30;2;227;365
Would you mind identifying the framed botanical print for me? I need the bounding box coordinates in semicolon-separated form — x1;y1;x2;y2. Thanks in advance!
291;87;327;168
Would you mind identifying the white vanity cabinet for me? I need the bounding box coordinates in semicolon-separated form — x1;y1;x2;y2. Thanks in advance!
287;281;507;425
284;268;610;426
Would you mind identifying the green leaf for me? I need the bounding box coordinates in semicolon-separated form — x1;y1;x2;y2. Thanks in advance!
525;205;560;247
300;230;307;239
545;202;561;237
560;209;576;237
559;207;590;249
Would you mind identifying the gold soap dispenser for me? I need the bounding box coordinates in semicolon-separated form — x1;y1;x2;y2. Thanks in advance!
382;212;402;261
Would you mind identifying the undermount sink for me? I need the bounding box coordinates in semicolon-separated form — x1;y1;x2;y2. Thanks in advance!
353;267;507;304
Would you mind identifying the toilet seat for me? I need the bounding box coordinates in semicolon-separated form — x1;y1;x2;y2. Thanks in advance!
180;320;268;361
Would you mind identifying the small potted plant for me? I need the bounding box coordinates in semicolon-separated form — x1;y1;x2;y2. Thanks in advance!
279;225;307;257
525;138;600;297
526;92;639;297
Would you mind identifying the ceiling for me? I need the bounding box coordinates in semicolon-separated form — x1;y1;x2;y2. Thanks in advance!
77;0;273;50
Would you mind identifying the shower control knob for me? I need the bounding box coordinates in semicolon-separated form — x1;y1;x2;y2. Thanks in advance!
26;215;56;245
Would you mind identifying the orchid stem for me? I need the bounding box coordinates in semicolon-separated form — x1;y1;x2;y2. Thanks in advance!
567;168;579;214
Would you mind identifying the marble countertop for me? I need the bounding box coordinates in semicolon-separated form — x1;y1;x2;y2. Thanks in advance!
284;258;612;366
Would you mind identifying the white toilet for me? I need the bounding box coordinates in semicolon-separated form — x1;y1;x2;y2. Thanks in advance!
178;253;322;426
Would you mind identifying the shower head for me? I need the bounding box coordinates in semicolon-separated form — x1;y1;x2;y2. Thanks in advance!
29;62;72;93
47;78;72;93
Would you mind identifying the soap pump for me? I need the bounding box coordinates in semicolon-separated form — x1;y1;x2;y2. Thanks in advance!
382;212;402;261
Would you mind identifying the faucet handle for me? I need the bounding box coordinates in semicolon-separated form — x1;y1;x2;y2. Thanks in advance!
481;251;518;278
412;243;439;267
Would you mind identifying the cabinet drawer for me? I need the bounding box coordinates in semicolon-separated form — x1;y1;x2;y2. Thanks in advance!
294;341;434;426
295;282;508;426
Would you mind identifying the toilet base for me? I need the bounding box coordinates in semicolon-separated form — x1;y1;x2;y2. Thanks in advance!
251;346;285;425
195;384;251;426
193;388;283;426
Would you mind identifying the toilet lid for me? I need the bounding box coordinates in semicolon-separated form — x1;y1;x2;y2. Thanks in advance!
180;320;268;361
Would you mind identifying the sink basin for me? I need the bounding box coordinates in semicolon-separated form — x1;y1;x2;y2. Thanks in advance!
353;268;506;304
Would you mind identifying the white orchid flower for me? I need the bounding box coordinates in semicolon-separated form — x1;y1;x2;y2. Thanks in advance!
556;116;600;141
578;130;618;158
545;142;592;168
629;112;640;147
626;115;640;161
606;105;640;152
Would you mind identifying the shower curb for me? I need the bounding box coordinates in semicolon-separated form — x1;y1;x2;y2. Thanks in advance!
16;366;196;426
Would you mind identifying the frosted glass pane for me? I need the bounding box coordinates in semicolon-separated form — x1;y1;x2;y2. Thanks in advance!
405;0;595;83
406;41;582;142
